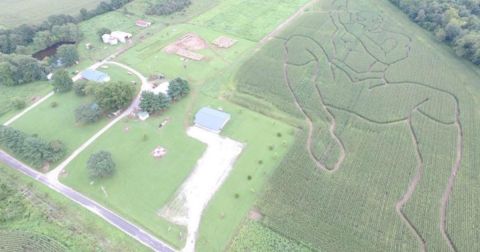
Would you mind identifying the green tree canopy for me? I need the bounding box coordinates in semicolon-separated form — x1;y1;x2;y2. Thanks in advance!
91;81;136;112
139;91;170;114
52;69;73;93
87;151;116;180
167;78;190;101
56;44;79;67
75;103;102;124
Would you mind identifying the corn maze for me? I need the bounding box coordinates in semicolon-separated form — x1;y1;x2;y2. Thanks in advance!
235;0;480;251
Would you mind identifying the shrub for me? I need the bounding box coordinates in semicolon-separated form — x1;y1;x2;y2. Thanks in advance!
11;98;26;110
50;101;58;108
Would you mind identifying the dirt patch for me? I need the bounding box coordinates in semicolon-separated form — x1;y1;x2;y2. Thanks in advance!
164;33;207;61
248;208;263;221
176;48;204;61
212;36;237;48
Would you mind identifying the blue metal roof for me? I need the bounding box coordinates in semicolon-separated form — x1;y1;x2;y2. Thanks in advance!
194;107;231;132
81;69;109;82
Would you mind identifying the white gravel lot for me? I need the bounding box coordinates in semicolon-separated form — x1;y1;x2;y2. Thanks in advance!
159;126;244;252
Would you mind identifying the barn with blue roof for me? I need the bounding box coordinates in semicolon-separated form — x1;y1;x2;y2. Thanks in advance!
81;69;111;83
194;107;231;133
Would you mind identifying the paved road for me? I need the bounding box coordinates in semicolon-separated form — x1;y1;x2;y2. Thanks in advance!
0;149;174;252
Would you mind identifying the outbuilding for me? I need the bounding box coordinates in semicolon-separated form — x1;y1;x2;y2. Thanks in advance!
136;20;152;28
111;31;132;43
194;107;231;133
81;69;111;83
102;34;118;45
138;111;150;121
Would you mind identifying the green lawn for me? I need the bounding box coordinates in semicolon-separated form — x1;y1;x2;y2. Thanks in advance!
0;81;52;124
61;97;206;249
9;92;109;161
0;0;101;28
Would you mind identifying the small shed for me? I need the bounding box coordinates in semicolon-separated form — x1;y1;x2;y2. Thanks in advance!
136;20;152;28
194;107;231;133
81;69;111;83
138;111;150;121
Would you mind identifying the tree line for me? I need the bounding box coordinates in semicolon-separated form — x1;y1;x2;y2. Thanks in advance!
389;0;480;65
0;53;48;86
0;0;132;54
0;126;66;168
145;0;191;16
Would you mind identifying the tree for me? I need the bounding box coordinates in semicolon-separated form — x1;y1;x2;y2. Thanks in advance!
0;62;15;86
87;151;116;180
0;126;66;168
139;91;158;113
75;103;102;124
56;44;79;67
52;69;73;93
97;27;111;39
145;0;191;16
139;91;170;114
73;80;89;96
92;81;136;112
167;78;190;101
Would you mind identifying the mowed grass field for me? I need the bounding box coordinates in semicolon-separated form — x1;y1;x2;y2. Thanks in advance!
61;99;205;248
9;65;140;168
190;0;309;41
232;0;480;251
0;81;51;124
0;0;101;28
117;23;255;82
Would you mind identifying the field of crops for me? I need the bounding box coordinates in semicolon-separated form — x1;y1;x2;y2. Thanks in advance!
0;230;65;251
233;0;480;251
228;221;311;252
0;0;102;28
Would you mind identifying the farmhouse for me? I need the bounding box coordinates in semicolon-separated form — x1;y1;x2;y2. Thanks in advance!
81;69;110;83
102;34;118;45
136;20;152;28
111;31;132;43
194;107;231;133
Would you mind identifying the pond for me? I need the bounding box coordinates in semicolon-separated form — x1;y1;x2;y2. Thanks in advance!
32;42;75;60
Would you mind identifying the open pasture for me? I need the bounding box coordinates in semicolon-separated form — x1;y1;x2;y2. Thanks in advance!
233;0;480;251
0;0;101;28
117;24;255;83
